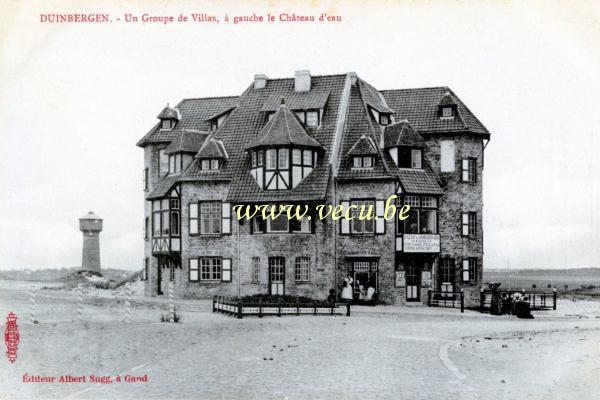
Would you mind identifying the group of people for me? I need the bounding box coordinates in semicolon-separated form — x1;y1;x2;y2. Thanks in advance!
336;277;377;306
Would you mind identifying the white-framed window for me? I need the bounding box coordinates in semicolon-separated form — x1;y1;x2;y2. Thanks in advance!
152;199;171;237
158;149;169;177
440;140;455;172
143;168;149;191
278;149;289;169
189;202;231;235
266;149;277;170
306;111;319;127
169;154;182;174
400;196;438;235
462;158;477;183
411;149;422;169
161;120;172;129
189;203;198;235
462;212;476;236
252;257;260;283
295;257;310;282
200;258;221;281
441;107;454;118
421;196;437;208
352;156;374;169
350;199;375;234
200;159;220;170
379;113;390;125
462;258;477;283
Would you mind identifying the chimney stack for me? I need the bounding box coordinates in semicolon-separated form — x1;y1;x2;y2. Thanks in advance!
254;74;268;89
294;70;311;92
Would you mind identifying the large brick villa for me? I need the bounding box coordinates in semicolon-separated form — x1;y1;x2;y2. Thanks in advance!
137;71;490;306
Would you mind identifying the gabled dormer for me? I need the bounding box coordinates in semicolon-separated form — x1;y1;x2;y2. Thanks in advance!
384;120;426;169
437;91;459;119
348;135;378;169
246;99;322;190
205;107;236;131
164;129;206;174
196;138;228;171
157;103;180;130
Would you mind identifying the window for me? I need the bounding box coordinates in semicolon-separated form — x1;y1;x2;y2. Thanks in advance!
440;140;455;172
152;199;171;237
350;199;375;234
266;149;277;170
441;107;454;118
161;120;172;129
189;203;198;235
411;149;422;169
200;159;219;170
143;168;149;191
352;156;374;169
306;111;319;127
462;258;477;283
170;199;180;237
252;257;260;283
169;154;182;174
399;196;438;234
295;257;310;282
251;152;257;167
462;212;477;236
142;258;149;281
169;265;175;281
201;258;221;281
379;113;390;125
462;158;477;183
267;214;289;233
267;112;275;122
278;149;289;169
144;217;149;240
200;202;222;234
158;149;169;177
440;258;455;285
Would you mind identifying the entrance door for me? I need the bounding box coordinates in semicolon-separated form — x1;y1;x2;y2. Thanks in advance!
439;258;455;298
406;264;420;301
352;260;378;301
269;257;285;295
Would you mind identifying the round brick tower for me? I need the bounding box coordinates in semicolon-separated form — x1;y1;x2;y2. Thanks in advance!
79;211;103;273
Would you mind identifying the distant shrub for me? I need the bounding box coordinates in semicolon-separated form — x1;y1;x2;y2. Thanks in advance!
532;284;537;289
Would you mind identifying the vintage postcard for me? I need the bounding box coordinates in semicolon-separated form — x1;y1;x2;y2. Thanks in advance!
1;0;599;399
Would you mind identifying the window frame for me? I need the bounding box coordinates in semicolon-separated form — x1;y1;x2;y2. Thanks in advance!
398;195;439;235
462;258;477;283
252;257;260;283
462;158;477;183
461;212;477;237
411;149;422;169
294;257;311;282
350;199;375;235
352;156;374;169
143;168;149;191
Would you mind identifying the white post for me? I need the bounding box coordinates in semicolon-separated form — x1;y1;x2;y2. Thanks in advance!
168;281;175;322
77;284;84;322
29;290;36;324
124;284;132;324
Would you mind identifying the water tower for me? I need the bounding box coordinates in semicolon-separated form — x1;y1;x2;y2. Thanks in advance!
79;211;103;273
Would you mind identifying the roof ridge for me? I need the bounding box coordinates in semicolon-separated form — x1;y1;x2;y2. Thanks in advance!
180;95;239;101
380;86;448;92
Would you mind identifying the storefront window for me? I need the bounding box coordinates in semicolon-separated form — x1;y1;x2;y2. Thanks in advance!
400;195;438;234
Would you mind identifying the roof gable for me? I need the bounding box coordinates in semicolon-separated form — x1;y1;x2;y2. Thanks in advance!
383;120;426;148
164;129;208;154
197;138;228;159
245;101;322;149
347;135;378;155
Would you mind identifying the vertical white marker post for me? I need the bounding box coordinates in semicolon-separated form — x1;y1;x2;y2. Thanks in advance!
29;290;36;324
124;284;132;324
168;281;175;322
77;284;84;323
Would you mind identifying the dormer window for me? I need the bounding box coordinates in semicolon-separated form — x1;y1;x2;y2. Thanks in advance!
379;113;390;126
294;110;320;127
411;149;422;169
353;156;374;169
200;159;220;170
162;120;173;129
441;107;454;118
157;103;180;130
169;154;183;174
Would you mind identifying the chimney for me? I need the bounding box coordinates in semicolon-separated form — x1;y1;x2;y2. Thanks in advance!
254;74;268;89
294;70;311;92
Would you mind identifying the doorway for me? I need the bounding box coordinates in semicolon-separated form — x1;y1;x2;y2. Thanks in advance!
406;264;420;301
269;257;285;295
350;260;378;301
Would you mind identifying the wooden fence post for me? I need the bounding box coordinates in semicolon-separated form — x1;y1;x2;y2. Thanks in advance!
212;296;216;313
258;299;263;318
278;300;282;317
237;300;243;319
553;289;557;310
346;302;350;317
460;289;464;313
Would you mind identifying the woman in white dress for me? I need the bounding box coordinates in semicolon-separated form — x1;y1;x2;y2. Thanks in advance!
341;277;353;303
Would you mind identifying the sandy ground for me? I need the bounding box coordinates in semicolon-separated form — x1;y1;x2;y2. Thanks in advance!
0;279;599;400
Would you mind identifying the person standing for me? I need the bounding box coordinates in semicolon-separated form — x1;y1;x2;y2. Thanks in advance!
341;276;354;304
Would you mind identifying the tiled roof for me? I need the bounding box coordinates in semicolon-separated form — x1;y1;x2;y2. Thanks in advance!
380;87;489;137
156;105;180;120
146;174;181;200
204;106;237;122
438;91;458;106
337;83;395;181
137;96;239;147
197;138;228;159
225;75;347;201
245;102;323;149
347;135;378;155
360;79;394;114
383;120;426;148
397;168;443;195
260;90;330;112
164;129;208;154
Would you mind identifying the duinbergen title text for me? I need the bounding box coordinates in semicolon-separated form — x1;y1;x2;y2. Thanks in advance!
233;195;410;222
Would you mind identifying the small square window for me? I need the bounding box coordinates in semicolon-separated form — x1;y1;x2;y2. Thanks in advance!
380;114;390;125
442;107;454;118
353;157;362;168
210;159;219;170
162;120;172;129
201;160;210;170
363;157;373;168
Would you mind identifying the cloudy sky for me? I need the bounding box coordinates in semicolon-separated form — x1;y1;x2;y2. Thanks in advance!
0;0;598;270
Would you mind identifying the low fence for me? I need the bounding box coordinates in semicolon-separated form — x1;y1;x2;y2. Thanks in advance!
427;290;464;313
213;296;350;318
479;289;557;313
